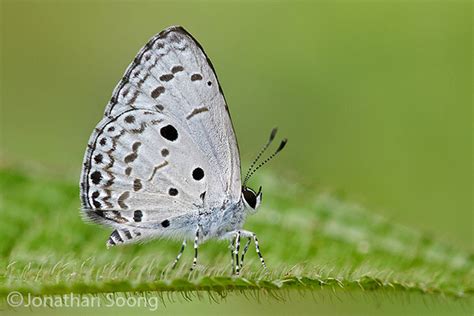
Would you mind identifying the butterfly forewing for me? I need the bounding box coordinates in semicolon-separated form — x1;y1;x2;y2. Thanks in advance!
101;26;241;203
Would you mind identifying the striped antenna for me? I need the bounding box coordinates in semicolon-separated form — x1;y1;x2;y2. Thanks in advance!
243;128;278;185
243;137;287;186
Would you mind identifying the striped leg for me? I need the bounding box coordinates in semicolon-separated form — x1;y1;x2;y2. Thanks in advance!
171;239;187;269
240;237;252;269
221;230;268;272
190;228;199;271
253;233;267;269
230;238;235;274
234;231;241;275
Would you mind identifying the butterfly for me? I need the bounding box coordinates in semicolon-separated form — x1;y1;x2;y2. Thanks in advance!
80;26;286;275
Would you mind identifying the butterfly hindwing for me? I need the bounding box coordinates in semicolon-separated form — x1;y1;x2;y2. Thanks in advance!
81;109;219;239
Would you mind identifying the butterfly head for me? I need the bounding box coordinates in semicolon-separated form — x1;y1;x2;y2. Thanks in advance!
242;186;262;213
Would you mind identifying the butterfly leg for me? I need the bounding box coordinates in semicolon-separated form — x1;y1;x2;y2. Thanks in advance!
240;237;252;269
171;239;187;269
234;231;241;275
252;233;267;270
222;230;268;271
230;237;236;274
190;228;199;271
238;230;267;270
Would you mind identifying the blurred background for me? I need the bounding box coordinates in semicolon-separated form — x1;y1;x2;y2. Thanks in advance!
1;0;472;314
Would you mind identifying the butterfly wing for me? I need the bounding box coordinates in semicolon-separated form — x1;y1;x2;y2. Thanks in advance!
102;25;241;204
81;109;224;241
80;26;242;244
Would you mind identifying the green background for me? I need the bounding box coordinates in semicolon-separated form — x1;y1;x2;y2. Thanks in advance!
1;0;472;315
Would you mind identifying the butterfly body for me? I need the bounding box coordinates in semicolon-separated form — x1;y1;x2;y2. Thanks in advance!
80;25;284;273
198;200;247;240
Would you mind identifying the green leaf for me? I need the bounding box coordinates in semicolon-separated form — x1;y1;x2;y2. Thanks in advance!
0;167;472;301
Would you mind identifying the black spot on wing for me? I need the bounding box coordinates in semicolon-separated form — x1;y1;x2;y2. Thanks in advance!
160;125;178;141
111;230;123;243
192;168;204;181
124;115;135;123
133;179;142;191
118;191;130;209
91;190;101;208
171;65;184;74
132;142;142;151
123;229;132;239
159;74;174;81
90;171;102;184
124;153;137;163
133;210;143;222
94;154;103;164
151;86;165;98
191;73;202;81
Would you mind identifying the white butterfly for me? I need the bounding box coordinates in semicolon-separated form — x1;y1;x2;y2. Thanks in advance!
80;26;286;274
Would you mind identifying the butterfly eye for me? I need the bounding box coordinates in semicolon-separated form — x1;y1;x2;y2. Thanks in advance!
242;189;256;209
242;186;262;210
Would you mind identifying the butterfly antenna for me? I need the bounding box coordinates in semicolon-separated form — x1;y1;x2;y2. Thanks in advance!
243;128;278;185
243;138;287;186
